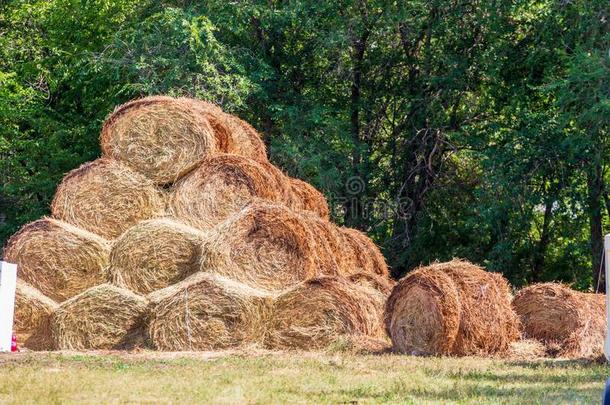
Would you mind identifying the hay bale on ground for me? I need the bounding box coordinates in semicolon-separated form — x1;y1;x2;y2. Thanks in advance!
108;218;206;294
288;178;330;220
340;228;389;277
265;276;386;350
148;272;272;351
193;100;267;162
100;96;217;184
168;154;285;230
52;284;148;350
51;158;166;239
512;283;606;359
3;218;109;302
14;281;58;350
200;203;324;291
385;259;519;356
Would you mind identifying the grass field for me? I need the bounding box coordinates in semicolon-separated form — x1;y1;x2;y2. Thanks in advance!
0;351;607;404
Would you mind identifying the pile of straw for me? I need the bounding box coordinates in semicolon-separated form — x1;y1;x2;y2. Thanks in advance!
200;202;322;291
51;158;166;239
385;260;519;356
512;283;606;359
148;272;272;350
3;218;109;302
168;154;284;230
52;284;148;350
100;96;217;184
14;281;58;350
108;218;206;294
265;276;385;349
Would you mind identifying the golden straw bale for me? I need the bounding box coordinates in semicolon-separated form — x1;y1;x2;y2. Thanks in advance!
108;218;207;294
147;272;273;350
14;281;58;350
100;96;217;184
3;218;109;302
385;260;519;356
200;203;323;291
513;283;606;359
340;227;389;277
265;276;386;350
52;284;148;350
288;178;330;220
168;154;284;230
51;158;166;239
192;100;267;162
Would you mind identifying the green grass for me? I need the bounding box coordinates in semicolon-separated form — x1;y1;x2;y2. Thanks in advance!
0;352;607;404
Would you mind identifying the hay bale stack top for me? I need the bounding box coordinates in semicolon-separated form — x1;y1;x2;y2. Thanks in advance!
100;96;218;184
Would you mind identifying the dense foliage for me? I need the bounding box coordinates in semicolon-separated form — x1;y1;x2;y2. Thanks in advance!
1;0;608;289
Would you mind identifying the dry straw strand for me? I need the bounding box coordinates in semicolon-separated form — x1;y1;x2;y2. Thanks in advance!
52;284;148;350
51;158;166;239
108;218;207;294
14;281;58;350
100;96;218;184
3;218;109;302
147;272;273;350
265;276;386;350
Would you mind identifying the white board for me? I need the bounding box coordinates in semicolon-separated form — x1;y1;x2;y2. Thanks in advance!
0;262;17;352
604;235;610;361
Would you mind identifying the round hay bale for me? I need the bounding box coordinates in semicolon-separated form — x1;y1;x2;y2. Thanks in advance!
340;228;389;277
14;281;58;350
51;158;166;239
168;154;284;230
3;218;109;302
100;96;218;184
385;260;519;356
265;276;386;350
148;272;273;350
193;100;267;162
200;202;322;291
52;284;148;350
512;283;605;359
108;218;206;294
288;178;330;220
347;272;395;296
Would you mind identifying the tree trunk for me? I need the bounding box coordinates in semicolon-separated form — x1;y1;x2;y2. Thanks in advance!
344;29;369;228
588;162;604;292
532;199;553;282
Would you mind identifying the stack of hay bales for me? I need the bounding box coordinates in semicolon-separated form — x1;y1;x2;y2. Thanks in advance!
3;95;390;351
512;283;606;359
